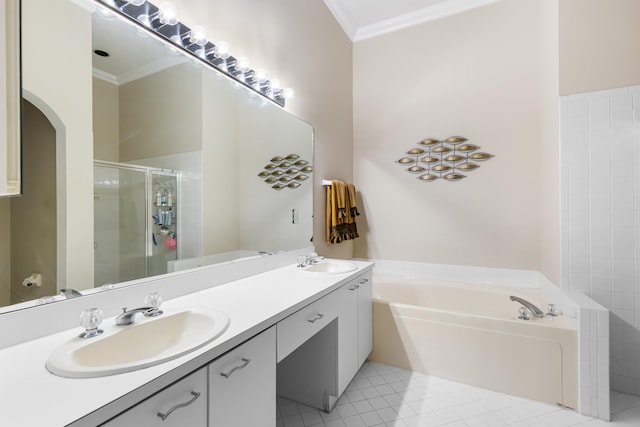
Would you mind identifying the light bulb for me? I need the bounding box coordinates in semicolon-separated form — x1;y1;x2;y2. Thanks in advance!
190;25;209;46
283;88;295;99
254;68;268;83
215;41;230;59
136;14;152;27
128;0;146;6
159;2;179;25
236;56;250;73
170;34;183;47
270;79;281;92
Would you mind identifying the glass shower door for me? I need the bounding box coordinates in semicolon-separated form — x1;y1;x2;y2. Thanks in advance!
149;171;178;277
94;164;147;286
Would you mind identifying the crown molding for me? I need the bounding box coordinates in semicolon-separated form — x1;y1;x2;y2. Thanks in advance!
93;56;188;86
323;0;359;41
92;68;119;85
350;0;504;42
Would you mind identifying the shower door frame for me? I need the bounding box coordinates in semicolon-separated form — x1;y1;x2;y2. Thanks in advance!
94;160;181;284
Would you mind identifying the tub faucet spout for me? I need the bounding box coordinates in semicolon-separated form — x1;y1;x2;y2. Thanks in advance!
510;296;545;318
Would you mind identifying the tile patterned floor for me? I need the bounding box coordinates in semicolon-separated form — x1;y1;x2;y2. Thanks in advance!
276;362;640;427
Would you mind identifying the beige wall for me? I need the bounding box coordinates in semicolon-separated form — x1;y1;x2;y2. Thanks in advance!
201;70;239;255
22;0;94;291
10;101;57;304
559;0;640;95
172;0;354;259
93;77;119;162
0;198;9;306
353;0;560;281
119;63;202;162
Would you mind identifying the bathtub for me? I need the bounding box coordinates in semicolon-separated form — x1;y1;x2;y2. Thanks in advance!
370;273;577;409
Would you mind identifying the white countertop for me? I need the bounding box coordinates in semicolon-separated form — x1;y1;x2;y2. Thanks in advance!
0;260;373;426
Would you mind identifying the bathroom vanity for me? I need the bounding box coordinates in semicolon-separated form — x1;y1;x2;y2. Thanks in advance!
0;259;373;426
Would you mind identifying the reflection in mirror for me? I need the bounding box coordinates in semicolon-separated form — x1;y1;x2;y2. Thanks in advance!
0;0;312;313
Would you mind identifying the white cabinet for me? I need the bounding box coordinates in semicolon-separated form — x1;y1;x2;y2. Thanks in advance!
277;269;374;404
357;270;373;366
334;270;373;395
209;327;276;427
333;281;359;395
102;367;207;427
0;0;21;197
276;294;336;362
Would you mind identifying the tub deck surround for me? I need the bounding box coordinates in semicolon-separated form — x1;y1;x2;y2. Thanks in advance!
0;260;373;426
369;270;579;411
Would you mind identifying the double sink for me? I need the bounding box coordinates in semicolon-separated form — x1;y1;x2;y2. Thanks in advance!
46;259;357;378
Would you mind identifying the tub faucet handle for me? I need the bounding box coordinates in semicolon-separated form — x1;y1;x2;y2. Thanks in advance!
509;295;544;318
517;306;531;320
546;304;558;317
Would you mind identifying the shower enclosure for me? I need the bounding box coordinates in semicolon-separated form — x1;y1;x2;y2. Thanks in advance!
94;161;180;287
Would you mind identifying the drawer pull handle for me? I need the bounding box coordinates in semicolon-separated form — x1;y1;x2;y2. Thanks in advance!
157;391;201;421
220;358;251;378
308;313;324;323
359;278;369;284
348;285;359;291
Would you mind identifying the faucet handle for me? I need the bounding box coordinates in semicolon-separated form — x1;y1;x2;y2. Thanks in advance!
79;308;104;338
517;306;531;320
144;292;163;317
546;303;558;317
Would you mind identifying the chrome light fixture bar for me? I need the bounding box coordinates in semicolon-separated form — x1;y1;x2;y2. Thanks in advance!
96;0;294;107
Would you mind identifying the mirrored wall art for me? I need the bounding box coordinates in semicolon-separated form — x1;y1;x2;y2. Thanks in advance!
396;136;494;182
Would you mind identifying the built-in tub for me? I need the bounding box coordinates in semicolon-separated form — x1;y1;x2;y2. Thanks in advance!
369;273;577;409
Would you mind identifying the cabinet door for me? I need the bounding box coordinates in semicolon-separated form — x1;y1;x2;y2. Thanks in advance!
0;0;21;197
357;271;373;366
209;326;276;427
334;280;359;395
102;368;207;427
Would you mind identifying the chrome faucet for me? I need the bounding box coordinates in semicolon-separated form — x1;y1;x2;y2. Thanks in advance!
60;288;83;299
298;253;325;267
510;296;545;318
115;307;157;326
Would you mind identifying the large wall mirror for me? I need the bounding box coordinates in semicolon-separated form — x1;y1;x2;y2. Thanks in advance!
0;0;313;312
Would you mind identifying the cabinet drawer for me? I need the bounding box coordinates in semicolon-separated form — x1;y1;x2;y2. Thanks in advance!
277;294;336;362
101;367;207;427
209;327;276;427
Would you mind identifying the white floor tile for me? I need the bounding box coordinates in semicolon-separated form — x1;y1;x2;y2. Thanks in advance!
342;414;367;427
282;414;306;427
275;362;640;427
360;410;384;426
336;403;359;418
301;410;325;426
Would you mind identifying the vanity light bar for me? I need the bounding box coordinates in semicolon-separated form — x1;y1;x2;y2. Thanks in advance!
96;0;293;107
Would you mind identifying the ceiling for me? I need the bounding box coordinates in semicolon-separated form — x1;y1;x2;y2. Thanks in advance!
323;0;503;42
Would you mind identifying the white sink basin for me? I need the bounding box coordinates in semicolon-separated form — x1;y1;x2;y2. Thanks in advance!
46;307;229;378
302;260;358;275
